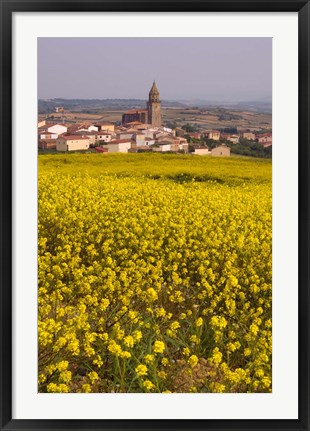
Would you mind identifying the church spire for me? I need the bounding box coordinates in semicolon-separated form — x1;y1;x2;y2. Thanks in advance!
149;81;160;103
147;81;161;126
150;81;159;95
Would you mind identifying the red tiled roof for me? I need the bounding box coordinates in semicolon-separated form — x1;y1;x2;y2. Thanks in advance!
58;135;90;141
257;133;272;137
39;138;57;143
95;147;108;152
74;131;98;136
67;125;83;132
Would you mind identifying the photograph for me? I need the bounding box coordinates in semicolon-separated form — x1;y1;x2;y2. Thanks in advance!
37;37;273;394
1;0;309;428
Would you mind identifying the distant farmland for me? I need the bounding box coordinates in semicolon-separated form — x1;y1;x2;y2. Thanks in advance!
39;107;271;131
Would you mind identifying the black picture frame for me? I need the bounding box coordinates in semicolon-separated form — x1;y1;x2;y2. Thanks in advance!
1;1;309;430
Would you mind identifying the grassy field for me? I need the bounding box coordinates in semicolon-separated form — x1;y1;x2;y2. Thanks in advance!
39;152;271;185
38;153;272;393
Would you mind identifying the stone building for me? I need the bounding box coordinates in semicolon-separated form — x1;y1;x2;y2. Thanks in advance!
243;131;256;140
122;81;161;127
122;109;148;125
56;135;90;152
211;144;231;157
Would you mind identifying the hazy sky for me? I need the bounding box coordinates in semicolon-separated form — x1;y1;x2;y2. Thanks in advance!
38;38;272;102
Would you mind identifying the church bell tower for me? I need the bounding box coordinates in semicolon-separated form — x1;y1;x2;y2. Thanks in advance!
147;81;161;127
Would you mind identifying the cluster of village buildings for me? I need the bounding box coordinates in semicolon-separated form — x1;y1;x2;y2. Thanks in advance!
38;82;272;157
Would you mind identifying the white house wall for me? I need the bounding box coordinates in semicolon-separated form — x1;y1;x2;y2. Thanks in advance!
194;149;211;155
107;142;131;153
47;124;67;135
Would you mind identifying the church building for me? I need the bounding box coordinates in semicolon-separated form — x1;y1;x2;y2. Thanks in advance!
147;81;161;127
122;81;161;127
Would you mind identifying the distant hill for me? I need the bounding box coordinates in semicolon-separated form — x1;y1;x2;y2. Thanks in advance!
178;99;272;113
38;98;188;114
39;98;271;115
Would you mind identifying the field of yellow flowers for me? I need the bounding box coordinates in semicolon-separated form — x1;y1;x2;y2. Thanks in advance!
38;153;272;393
